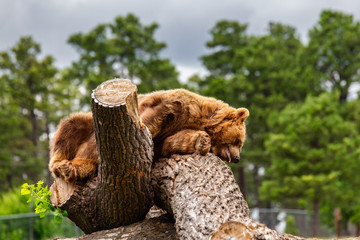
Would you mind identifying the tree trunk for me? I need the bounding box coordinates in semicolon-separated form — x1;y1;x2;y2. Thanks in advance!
6;168;12;190
334;207;341;238
50;79;154;234
30;108;38;148
253;164;261;208
237;165;246;199
45;114;52;186
313;198;320;237
339;81;350;103
28;79;39;153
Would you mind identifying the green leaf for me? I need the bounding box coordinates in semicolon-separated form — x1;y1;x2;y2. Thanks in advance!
21;189;30;195
54;215;63;223
62;210;68;217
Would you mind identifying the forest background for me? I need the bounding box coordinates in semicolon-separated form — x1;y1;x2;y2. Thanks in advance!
1;6;360;239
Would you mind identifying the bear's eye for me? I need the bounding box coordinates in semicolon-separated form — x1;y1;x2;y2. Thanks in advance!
224;139;242;146
234;139;241;146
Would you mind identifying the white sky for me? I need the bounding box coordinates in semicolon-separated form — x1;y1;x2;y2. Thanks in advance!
1;0;360;82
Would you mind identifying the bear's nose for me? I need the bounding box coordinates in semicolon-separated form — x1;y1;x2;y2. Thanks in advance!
233;156;240;163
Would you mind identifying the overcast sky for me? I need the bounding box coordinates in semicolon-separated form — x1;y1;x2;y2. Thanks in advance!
1;0;360;82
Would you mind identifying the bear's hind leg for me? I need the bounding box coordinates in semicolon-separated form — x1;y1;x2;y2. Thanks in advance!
49;112;97;183
51;137;98;183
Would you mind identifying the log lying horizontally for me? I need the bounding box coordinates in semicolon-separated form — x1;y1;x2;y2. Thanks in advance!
63;214;177;240
153;154;360;240
152;153;279;239
50;79;154;234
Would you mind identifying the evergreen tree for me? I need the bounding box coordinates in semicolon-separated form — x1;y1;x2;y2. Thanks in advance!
261;92;359;236
66;13;181;107
0;36;73;189
307;10;360;102
194;20;321;206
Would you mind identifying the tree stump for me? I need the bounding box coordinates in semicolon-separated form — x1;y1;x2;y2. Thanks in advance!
50;79;154;234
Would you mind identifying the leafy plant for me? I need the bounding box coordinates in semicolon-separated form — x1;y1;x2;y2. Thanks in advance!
21;181;67;223
0;225;23;240
0;188;29;215
284;215;299;235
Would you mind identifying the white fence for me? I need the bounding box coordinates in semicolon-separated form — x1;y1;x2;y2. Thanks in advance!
251;208;336;237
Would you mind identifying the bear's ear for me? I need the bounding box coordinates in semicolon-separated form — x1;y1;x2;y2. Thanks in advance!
237;108;249;123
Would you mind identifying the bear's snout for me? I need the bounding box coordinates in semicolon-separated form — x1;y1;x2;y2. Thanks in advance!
233;156;240;163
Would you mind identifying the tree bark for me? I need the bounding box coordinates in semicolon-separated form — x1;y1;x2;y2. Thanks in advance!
54;214;177;240
50;79;154;234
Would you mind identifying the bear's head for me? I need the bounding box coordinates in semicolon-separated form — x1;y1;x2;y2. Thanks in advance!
206;108;249;163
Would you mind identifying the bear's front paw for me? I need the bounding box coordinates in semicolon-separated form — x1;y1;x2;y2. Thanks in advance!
53;161;77;183
195;132;211;155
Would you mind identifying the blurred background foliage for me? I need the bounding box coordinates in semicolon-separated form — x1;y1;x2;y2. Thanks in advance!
1;10;360;237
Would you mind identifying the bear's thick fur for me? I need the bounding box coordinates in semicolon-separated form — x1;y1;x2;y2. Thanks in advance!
49;89;249;183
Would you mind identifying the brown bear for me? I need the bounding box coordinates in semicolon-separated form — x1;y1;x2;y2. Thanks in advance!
49;89;249;183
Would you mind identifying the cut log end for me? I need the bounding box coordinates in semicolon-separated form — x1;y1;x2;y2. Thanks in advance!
92;78;142;128
50;177;76;207
210;221;254;240
92;78;137;106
